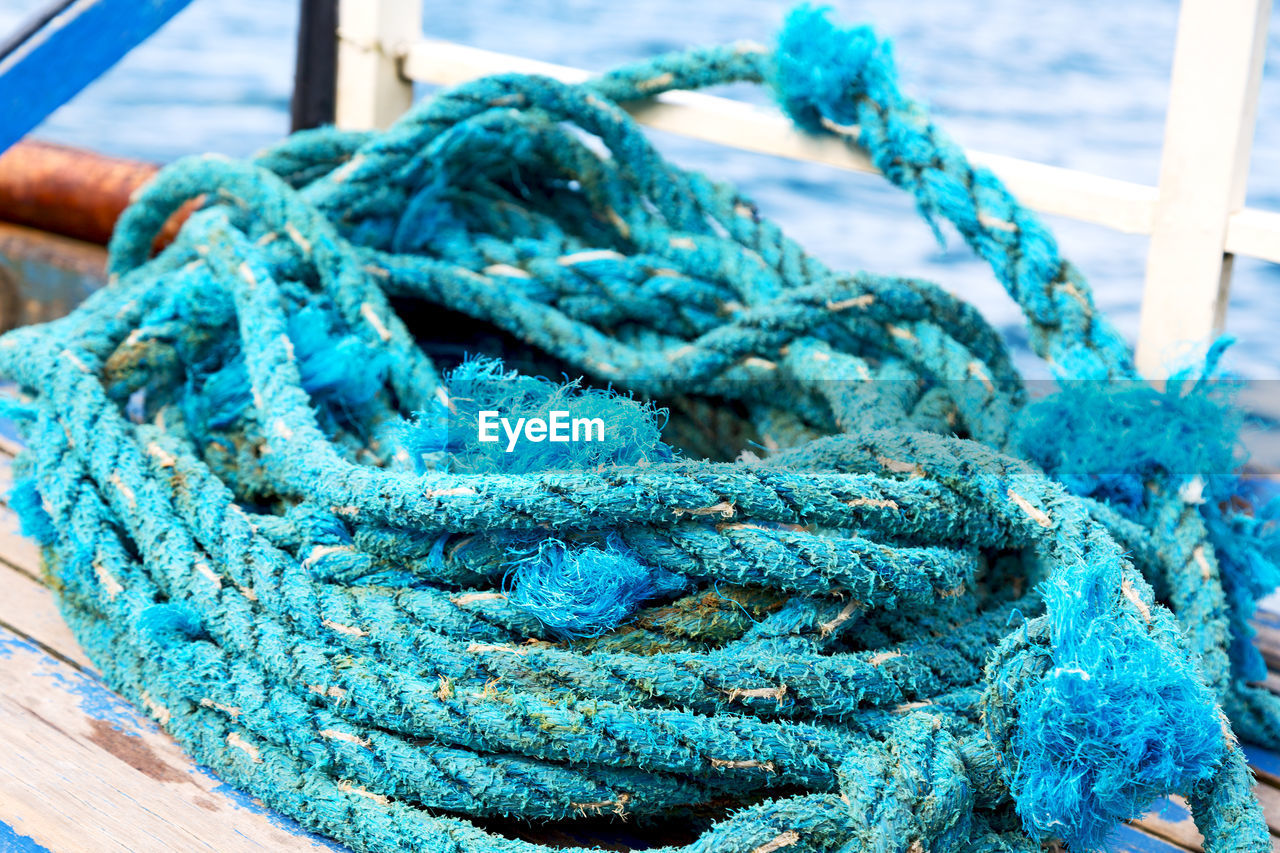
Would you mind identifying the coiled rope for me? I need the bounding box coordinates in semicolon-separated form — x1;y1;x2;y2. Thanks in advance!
3;6;1278;851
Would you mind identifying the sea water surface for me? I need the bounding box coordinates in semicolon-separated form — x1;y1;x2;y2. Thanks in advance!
5;0;1280;378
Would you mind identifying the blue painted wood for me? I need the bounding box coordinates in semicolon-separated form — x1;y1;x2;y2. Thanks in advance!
1146;795;1194;824
1256;606;1280;630
1244;742;1280;781
0;626;351;852
0;820;54;853
1108;823;1187;852
0;0;197;154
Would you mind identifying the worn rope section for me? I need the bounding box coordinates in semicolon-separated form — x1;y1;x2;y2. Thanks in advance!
1;6;1275;852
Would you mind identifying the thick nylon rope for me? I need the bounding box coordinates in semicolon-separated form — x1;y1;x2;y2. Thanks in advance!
2;7;1277;852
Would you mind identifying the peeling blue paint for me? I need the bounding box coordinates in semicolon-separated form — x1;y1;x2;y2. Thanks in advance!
1243;742;1280;780
1109;823;1185;852
0;628;26;660
2;626;346;849
1144;795;1193;823
58;674;148;734
205;779;350;851
38;659;150;737
0;819;53;853
3;625;151;739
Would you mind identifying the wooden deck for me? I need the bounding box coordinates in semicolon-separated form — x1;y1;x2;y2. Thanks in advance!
0;434;1277;852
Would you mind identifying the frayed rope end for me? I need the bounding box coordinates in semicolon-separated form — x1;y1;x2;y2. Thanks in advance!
504;535;686;639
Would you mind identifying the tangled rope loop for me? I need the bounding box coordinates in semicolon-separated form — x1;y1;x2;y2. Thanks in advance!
1;5;1277;852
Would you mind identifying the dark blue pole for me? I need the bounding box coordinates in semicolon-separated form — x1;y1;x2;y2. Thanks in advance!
290;0;337;132
0;0;198;155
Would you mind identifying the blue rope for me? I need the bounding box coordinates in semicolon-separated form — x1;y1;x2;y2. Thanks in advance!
2;6;1276;851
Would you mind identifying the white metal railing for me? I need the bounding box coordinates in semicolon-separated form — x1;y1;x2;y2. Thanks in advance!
335;0;1278;377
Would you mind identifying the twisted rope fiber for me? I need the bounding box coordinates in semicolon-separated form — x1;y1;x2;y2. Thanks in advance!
3;5;1278;851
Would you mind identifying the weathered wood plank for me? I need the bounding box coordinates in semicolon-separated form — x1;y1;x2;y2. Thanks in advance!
1246;744;1280;787
1261;671;1280;695
1131;793;1280;852
0;625;347;853
0;445;347;851
0;562;87;669
1254;784;1280;834
0;431;22;457
0;435;46;580
1255;606;1280;672
0;504;43;581
1132;796;1203;850
1112;822;1198;852
1131;787;1280;849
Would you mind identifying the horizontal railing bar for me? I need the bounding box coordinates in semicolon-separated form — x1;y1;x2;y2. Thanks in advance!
402;40;1158;234
400;39;1280;265
1226;207;1280;265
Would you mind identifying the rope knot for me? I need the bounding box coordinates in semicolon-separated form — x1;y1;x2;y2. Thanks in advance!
980;613;1226;849
838;715;975;853
771;4;897;133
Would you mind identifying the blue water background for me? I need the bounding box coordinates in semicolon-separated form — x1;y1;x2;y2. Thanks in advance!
6;0;1280;378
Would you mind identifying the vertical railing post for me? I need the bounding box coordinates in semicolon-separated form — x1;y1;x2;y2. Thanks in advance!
334;0;420;131
1135;0;1271;376
290;0;339;131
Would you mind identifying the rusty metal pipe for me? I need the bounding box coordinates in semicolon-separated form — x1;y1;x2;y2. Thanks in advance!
0;140;189;247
